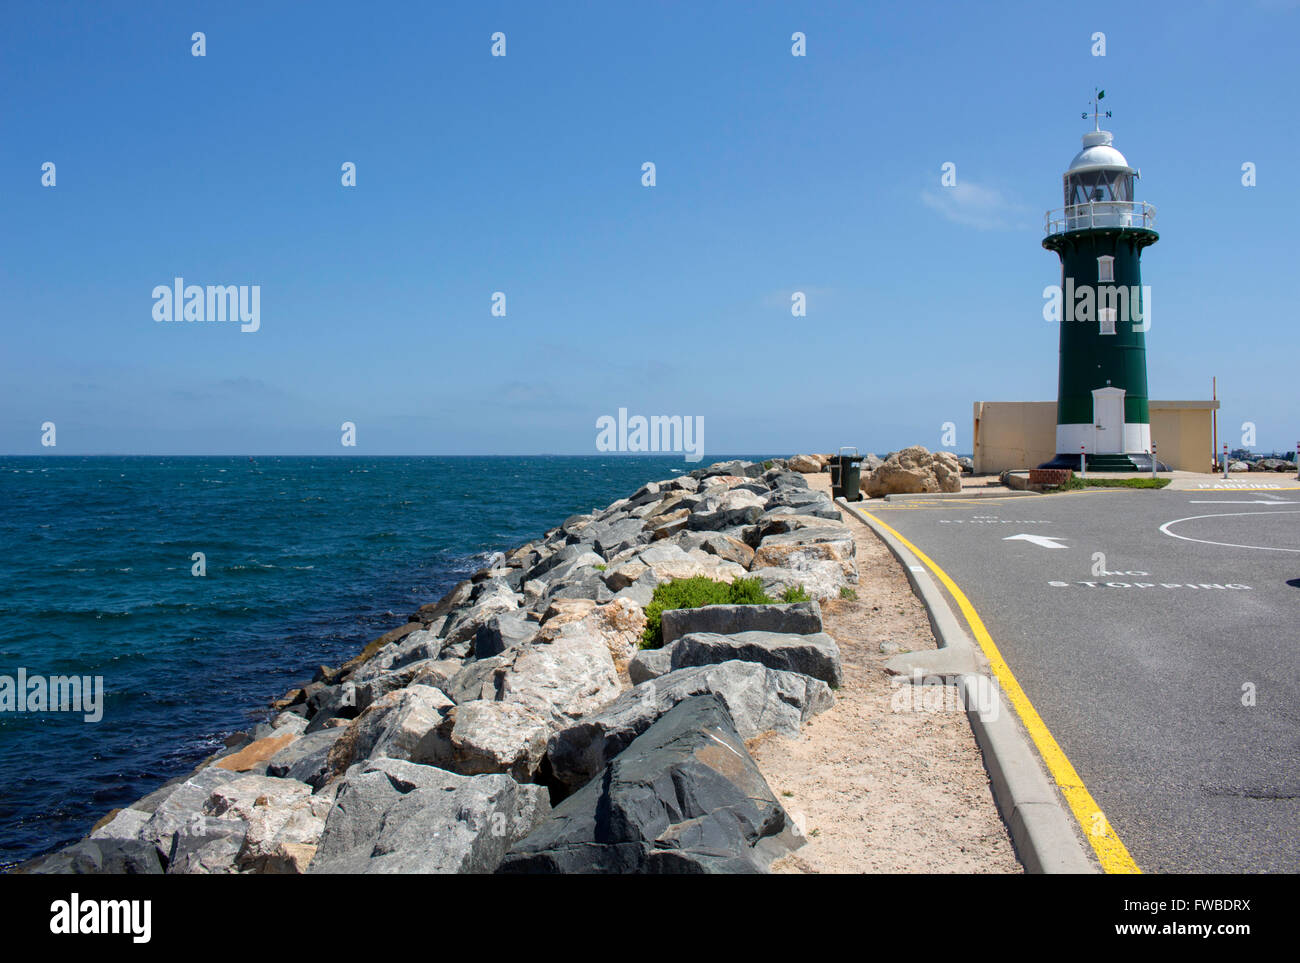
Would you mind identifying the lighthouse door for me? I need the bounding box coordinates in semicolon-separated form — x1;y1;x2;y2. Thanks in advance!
1092;387;1125;454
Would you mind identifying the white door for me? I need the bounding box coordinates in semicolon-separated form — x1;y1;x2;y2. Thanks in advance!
1092;388;1125;454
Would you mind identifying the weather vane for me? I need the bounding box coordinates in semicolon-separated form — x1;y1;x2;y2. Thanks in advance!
1083;88;1112;130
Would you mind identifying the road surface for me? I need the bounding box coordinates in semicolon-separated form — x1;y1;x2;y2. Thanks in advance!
867;481;1300;873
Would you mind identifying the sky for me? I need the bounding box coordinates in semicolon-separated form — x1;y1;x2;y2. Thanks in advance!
2;0;1297;457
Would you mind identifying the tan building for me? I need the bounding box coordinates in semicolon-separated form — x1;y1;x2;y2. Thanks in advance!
972;400;1219;474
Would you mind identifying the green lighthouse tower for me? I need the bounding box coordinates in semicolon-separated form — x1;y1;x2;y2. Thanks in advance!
1041;93;1161;471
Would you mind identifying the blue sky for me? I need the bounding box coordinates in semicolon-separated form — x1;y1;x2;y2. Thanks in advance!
2;0;1296;456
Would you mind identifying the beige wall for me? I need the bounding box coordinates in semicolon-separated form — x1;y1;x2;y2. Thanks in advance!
972;402;1056;474
972;400;1219;473
1150;402;1218;473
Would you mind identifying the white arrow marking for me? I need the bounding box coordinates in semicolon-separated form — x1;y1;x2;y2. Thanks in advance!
1003;534;1068;549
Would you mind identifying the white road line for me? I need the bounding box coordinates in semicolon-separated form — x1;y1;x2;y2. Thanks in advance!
1158;510;1300;553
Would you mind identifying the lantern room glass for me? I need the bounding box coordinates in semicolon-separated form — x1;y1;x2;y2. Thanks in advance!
1064;169;1134;206
1063;169;1138;229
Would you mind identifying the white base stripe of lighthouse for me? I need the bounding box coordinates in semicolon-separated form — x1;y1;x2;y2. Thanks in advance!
1056;422;1151;455
1125;423;1151;454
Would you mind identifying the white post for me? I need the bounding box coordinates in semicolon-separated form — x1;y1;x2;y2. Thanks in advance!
1151;444;1158;479
1080;445;1087;479
1222;444;1229;480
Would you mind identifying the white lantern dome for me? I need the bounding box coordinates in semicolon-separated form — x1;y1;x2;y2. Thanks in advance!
1068;130;1134;174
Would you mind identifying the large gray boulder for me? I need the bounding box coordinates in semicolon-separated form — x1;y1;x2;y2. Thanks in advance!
758;525;855;549
670;631;843;687
308;758;550;874
757;511;843;537
326;684;455;772
588;517;650;558
203;773;327;874
527;544;604;582
421;699;551;781
266;728;346;788
613;570;658;608
410;579;472;625
618;541;748;584
473;612;539;659
303;680;358;732
1258;458;1294;471
695;533;754;568
627;645;674;684
352;660;432;712
560;513;594;537
349;628;442;683
439;632;622;728
626;480;664;505
500;695;799;873
750;562;855;602
660;601;823;646
21;837;164;875
765;489;841;518
763;469;810;490
752;527;857;579
644;491;700;520
546;661;834;793
688;488;766;530
88;807;151;843
698;460;764;480
544;571;615;603
646;510;691;541
166;815;248;874
440;585;521;649
136;767;247;863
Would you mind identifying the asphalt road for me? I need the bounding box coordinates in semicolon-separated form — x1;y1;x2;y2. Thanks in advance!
870;482;1300;873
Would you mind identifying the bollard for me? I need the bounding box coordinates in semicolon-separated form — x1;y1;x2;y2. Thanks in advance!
1151;443;1158;479
1080;445;1087;479
1222;444;1229;480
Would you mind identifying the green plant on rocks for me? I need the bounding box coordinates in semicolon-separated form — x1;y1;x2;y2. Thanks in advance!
641;576;774;649
780;585;811;603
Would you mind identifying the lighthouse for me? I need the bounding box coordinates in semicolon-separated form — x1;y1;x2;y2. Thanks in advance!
1040;92;1161;472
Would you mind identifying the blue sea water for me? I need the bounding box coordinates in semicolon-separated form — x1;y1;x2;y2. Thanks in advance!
0;455;767;869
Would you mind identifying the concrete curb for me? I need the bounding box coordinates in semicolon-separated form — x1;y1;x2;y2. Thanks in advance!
836;496;1098;874
877;489;1041;502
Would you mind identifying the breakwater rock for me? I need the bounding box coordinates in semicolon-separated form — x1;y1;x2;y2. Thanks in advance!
23;458;851;875
862;446;963;497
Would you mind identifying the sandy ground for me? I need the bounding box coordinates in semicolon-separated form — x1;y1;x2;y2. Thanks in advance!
752;473;1022;873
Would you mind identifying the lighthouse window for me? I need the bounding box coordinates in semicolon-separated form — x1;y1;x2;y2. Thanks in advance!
1097;256;1115;282
1099;308;1117;335
1066;171;1134;206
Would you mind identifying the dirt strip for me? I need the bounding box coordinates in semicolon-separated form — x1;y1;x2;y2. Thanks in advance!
751;473;1022;873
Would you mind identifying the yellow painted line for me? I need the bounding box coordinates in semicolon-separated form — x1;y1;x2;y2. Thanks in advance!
863;509;1142;875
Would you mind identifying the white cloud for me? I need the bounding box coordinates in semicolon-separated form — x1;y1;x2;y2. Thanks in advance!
921;180;1033;231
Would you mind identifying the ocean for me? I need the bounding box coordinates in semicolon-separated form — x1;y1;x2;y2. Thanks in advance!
0;454;768;868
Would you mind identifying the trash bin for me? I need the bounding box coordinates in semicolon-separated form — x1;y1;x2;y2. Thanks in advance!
832;447;864;502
